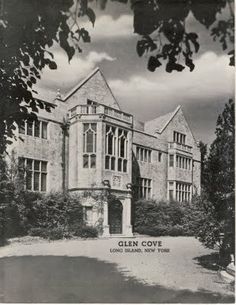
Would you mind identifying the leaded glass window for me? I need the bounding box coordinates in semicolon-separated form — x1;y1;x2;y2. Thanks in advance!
83;123;97;168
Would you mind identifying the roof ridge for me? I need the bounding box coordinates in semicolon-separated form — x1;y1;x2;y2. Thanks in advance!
98;68;121;110
63;67;100;102
159;105;181;133
144;105;181;134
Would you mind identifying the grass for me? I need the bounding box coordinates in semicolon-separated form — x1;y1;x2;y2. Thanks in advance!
0;255;234;303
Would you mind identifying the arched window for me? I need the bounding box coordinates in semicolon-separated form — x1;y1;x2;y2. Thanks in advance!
83;123;97;168
105;125;116;170
118;129;128;172
105;125;128;172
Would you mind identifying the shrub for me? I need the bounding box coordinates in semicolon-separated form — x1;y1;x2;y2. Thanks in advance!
4;202;25;238
0;206;6;246
168;225;185;236
134;199;207;237
14;190;43;231
47;227;65;240
74;225;98;238
32;192;83;230
6;191;84;240
136;225;170;236
29;226;71;240
29;227;48;239
15;191;83;234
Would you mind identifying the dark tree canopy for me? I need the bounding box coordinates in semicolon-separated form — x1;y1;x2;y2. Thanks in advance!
198;141;207;189
204;99;235;256
205;99;234;212
131;0;234;72
0;0;234;153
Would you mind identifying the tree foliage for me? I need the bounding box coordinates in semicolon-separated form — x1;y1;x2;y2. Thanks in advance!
0;0;95;153
205;99;234;215
200;99;235;262
131;0;234;72
198;140;208;190
0;0;234;153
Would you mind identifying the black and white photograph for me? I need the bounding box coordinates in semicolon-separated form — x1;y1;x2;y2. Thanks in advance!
0;0;235;303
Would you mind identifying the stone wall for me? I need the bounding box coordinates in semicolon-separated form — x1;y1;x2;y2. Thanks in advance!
65;69;120;110
132;130;168;201
11;100;67;192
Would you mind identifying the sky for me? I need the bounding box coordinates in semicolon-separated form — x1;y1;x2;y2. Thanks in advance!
35;1;234;144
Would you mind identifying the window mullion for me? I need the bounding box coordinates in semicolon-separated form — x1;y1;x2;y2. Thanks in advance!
39;161;42;191
32;160;34;191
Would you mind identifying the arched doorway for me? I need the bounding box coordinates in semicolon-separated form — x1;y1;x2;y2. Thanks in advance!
108;199;123;234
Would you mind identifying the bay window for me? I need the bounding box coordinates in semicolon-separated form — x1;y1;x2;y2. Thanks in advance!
83;123;97;168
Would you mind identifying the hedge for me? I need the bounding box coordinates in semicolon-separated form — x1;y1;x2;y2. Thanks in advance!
133;199;206;237
0;191;99;241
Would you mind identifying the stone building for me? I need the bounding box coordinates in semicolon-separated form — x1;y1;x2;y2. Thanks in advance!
9;68;201;237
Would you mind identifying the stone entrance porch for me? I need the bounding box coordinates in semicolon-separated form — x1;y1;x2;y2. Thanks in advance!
102;190;133;237
72;183;133;237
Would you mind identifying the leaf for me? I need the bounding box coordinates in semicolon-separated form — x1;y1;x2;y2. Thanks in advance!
187;32;198;41
166;61;185;73
191;0;226;29
183;51;195;72
185;57;195;72
86;8;96;26
136;37;157;57
136;40;146;57
59;30;75;61
37;100;44;109
30;76;37;84
147;56;162;72
80;0;88;14
48;61;57;70
79;28;91;43
132;0;158;35
27;81;32;88
30;100;38;112
22;68;29;76
187;32;200;53
23;55;30;66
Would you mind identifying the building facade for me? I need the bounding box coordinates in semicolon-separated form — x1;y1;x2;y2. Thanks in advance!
9;68;201;237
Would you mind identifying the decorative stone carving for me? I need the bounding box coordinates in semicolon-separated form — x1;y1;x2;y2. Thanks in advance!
112;175;121;187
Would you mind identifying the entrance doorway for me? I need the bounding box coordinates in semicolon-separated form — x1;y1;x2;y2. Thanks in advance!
108;200;123;234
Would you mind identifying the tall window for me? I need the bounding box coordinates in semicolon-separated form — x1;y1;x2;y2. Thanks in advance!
19;120;48;139
173;131;186;144
136;146;152;163
176;155;191;170
118;128;128;172
169;154;174;167
105;125;116;170
176;182;191;202
138;178;152;199
83;123;97;168
19;158;47;192
105;125;128;172
168;181;174;201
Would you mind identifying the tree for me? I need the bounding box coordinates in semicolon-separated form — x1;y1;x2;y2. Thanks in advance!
201;99;234;264
0;0;94;154
0;0;234;153
131;0;234;72
198;141;208;190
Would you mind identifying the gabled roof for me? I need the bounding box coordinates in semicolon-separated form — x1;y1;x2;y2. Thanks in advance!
145;105;181;134
63;67;121;110
63;67;100;101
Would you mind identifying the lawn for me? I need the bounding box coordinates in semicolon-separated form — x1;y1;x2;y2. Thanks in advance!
0;236;234;303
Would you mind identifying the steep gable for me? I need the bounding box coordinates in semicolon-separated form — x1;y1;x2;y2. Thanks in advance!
144;106;180;134
63;67;121;110
160;106;197;146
